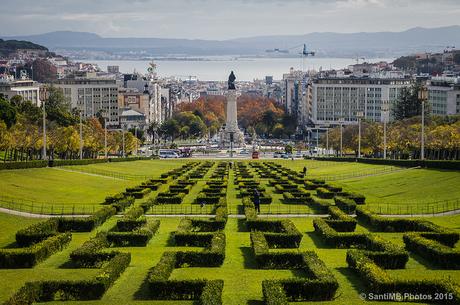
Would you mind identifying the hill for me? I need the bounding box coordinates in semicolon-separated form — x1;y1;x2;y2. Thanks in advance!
2;26;460;58
0;39;48;57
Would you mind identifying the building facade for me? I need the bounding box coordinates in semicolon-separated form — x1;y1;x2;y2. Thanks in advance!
311;77;411;126
428;77;460;115
55;78;119;127
0;79;41;106
282;69;311;126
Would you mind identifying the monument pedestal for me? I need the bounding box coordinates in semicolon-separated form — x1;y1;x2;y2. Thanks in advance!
220;89;244;148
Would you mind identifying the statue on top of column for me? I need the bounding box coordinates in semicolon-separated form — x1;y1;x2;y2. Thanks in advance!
228;71;236;90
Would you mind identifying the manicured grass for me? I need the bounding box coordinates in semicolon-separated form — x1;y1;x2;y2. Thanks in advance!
1;160;460;305
67;159;191;178
2;212;458;305
274;159;460;214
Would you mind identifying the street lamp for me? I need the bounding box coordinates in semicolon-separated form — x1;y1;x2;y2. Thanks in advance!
229;132;234;158
122;124;126;158
418;86;428;160
79;110;83;160
356;111;364;158
339;118;345;157
42;100;47;160
381;102;390;159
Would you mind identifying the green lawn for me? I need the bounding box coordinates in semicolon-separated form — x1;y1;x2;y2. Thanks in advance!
274;160;460;214
1;212;459;305
1;160;460;304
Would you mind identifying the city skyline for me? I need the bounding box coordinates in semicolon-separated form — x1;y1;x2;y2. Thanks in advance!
1;0;460;39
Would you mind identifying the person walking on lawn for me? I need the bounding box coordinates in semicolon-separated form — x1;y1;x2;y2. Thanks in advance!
253;188;261;213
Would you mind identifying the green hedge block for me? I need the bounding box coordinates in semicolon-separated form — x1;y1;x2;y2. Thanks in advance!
0;160;47;171
316;187;335;199
107;220;160;247
58;206;116;232
0;233;71;268
403;233;460;269
334;196;357;214
15;219;59;247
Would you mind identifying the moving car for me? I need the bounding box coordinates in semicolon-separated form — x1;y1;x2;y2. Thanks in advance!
252;151;260;159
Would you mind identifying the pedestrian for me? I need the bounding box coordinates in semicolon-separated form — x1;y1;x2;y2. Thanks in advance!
303;166;307;177
253;188;261;214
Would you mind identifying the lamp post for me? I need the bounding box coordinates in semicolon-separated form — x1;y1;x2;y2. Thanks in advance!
103;113;108;159
418;87;428;160
79;110;83;160
326;128;329;156
122;124;125;158
339;118;344;157
356;111;364;158
42;100;47;160
229;132;234;158
381;102;390;159
135;126;138;156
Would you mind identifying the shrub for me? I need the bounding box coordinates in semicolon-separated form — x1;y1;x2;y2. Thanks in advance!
347;249;460;304
316;187;334;199
0;233;71;268
155;192;185;204
334;196;357;214
15;219;59;247
58;206;116;232
0;160;48;171
107;220;160;247
403;233;460;269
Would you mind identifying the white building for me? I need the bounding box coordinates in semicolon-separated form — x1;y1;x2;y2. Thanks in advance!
428;77;460;115
311;77;411;126
0;79;41;106
55;78;119;127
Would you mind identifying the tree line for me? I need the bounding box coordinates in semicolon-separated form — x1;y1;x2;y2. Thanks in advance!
0;87;139;162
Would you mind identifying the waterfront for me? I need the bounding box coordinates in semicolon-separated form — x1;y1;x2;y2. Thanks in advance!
89;57;394;81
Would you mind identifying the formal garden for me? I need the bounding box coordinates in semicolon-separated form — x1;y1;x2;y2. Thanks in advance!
0;159;459;305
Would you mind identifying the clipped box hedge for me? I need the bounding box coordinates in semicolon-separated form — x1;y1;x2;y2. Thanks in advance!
107;220;160;247
0;233;71;268
347;249;460;304
58;206;116;232
403;233;460;269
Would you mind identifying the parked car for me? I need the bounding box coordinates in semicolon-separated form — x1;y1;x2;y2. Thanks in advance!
273;152;282;158
159;149;180;159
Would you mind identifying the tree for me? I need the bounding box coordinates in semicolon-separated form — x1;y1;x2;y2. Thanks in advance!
393;84;430;120
32;59;57;83
160;119;180;142
0;96;17;128
45;85;76;126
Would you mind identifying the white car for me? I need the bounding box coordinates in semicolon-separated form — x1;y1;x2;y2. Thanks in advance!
159;149;180;159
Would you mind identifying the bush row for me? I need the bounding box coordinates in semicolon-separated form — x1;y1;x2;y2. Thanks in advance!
403;233;460;269
347;249;460;304
325;206;357;232
0;233;71;268
4;252;130;304
155;192;186;204
316;187;335;199
261;252;339;303
107;220;160;247
313;218;408;268
334;196;357;214
357;208;460;245
58;206;116;232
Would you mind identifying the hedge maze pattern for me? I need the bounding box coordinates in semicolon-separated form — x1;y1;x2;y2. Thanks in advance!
0;160;459;304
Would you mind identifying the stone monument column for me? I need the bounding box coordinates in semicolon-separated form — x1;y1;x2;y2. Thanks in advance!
220;71;244;148
225;89;239;133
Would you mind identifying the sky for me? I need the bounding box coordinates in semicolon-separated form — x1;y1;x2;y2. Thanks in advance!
1;0;459;39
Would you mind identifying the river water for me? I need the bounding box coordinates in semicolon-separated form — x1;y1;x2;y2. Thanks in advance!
88;56;394;81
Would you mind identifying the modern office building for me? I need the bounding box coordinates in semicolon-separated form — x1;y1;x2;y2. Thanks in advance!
0;79;41;106
282;68;311;126
311;77;412;126
428;77;460;115
55;78;119;127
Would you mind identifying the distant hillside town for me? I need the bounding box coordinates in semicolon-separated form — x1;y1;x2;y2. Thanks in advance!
0;39;459;142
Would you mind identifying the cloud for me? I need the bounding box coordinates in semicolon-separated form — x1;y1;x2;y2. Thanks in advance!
0;0;459;39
